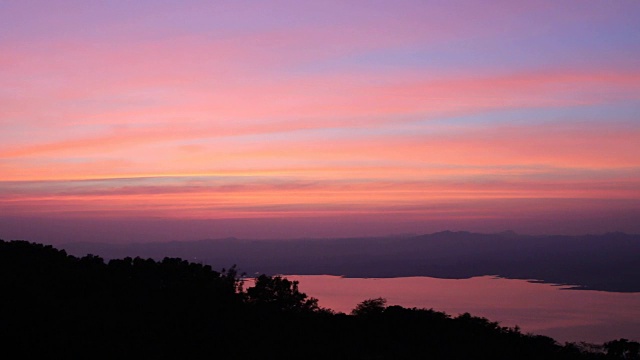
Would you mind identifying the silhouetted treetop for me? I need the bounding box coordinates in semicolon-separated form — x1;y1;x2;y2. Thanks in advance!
246;274;320;313
351;297;387;316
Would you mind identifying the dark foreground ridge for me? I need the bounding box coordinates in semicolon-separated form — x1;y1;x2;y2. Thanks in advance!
1;239;639;360
62;231;640;292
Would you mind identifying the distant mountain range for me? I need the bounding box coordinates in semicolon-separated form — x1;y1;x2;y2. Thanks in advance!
59;231;640;292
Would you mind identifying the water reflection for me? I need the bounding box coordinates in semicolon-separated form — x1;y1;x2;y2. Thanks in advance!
284;275;640;344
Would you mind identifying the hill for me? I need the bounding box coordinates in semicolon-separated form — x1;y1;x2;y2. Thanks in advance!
2;239;639;359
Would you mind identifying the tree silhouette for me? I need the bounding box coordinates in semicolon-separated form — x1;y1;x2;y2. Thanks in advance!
351;297;387;316
245;274;320;312
605;339;640;359
0;239;634;359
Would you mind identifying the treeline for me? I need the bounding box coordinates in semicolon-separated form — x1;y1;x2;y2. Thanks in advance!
0;239;637;359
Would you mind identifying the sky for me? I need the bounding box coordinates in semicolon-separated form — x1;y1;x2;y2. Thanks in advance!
1;0;640;243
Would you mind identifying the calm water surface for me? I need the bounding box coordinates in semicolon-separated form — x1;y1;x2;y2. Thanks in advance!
283;275;640;344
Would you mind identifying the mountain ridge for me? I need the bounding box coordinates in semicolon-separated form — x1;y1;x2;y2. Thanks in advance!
54;231;640;292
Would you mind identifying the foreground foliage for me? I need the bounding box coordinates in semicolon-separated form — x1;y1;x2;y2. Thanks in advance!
0;240;637;359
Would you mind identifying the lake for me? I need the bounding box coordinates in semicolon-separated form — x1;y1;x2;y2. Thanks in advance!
281;275;640;344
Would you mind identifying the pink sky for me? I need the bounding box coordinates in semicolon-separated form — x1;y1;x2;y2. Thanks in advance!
1;1;640;242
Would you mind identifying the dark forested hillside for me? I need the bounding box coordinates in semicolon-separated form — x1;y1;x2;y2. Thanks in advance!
1;239;637;359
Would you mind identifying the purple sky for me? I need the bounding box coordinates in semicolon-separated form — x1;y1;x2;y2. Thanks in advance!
1;1;640;243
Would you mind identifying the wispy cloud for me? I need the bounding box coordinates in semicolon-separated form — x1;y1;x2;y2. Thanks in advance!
1;0;640;237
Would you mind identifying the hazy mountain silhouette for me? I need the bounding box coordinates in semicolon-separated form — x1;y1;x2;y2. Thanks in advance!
60;231;640;292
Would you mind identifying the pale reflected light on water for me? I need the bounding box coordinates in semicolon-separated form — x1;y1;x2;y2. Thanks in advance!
282;275;640;344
